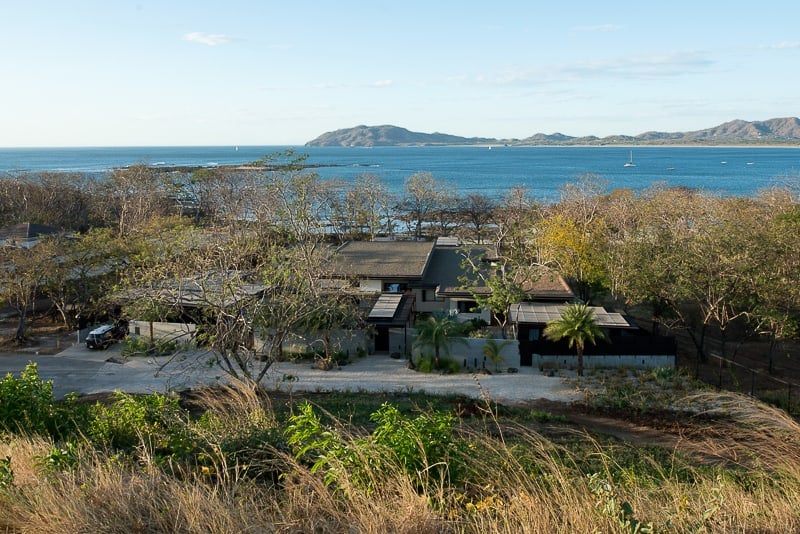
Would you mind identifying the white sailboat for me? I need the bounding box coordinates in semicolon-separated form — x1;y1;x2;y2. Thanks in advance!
623;150;636;167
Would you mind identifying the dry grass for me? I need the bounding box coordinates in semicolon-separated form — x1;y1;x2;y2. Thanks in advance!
0;387;799;532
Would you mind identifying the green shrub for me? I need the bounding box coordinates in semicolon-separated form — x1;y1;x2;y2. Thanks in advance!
528;409;567;423
35;441;81;475
87;392;192;458
371;403;460;487
415;354;462;374
122;336;179;357
284;349;325;362
651;366;676;383
286;401;463;493
284;401;352;487
759;389;795;413
0;363;56;436
0;456;13;489
193;411;286;482
461;318;488;337
467;328;492;338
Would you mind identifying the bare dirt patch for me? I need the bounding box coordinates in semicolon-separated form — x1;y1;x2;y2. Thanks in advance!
0;315;77;356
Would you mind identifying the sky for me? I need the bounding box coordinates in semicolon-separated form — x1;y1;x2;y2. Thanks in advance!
2;1;799;147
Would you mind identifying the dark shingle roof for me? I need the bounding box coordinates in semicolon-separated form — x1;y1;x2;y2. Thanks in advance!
423;246;487;296
523;269;575;300
329;241;435;280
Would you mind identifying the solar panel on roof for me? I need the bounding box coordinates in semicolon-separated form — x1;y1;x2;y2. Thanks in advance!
436;236;460;247
510;303;633;328
368;294;403;319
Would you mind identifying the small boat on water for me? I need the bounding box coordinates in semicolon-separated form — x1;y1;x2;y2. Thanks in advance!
623;150;636;167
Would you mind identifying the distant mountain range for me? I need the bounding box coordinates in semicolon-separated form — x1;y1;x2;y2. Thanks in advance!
305;117;800;147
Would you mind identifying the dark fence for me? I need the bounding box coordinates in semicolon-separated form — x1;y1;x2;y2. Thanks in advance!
708;353;800;415
521;335;676;357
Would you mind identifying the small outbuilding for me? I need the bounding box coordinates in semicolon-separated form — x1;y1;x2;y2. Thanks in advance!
509;302;676;370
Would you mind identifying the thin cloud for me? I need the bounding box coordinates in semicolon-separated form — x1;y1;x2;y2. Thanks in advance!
313;80;393;89
564;51;714;78
764;41;800;49
469;51;715;87
368;80;393;88
183;32;230;46
570;24;623;33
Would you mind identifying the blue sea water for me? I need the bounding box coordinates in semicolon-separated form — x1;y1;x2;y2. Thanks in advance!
1;145;799;201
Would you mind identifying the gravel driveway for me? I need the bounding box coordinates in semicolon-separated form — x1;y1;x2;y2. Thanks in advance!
1;342;582;405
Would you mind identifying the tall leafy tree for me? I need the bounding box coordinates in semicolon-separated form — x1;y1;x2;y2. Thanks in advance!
398;172;450;239
296;295;363;366
536;212;609;301
459;248;529;338
746;201;800;372
100;165;172;237
493;185;540;263
457;193;496;244
613;187;727;366
0;238;60;342
349;173;392;239
543;303;606;377
43;228;125;330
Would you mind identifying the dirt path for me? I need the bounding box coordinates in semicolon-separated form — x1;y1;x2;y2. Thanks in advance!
516;399;743;466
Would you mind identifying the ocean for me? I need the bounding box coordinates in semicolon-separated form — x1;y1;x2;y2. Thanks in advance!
1;145;799;201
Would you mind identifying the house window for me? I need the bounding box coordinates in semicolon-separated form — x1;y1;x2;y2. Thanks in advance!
456;300;478;313
528;329;540;341
383;282;407;293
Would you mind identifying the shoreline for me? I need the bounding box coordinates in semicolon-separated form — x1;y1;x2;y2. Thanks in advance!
3;142;800;151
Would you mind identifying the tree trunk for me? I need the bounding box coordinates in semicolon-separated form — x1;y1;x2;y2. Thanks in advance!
14;309;28;342
577;346;584;377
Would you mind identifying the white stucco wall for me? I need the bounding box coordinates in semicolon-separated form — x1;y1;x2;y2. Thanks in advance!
129;321;196;343
261;329;371;357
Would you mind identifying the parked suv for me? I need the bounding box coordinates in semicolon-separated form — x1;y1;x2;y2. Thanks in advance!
86;321;129;350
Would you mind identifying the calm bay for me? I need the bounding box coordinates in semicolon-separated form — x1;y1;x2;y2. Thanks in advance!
1;145;799;201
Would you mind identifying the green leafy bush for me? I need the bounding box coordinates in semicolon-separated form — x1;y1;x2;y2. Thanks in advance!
460;318;488;337
87;392;192;458
0;363;56;436
415;354;462;374
285;401;462;492
371;403;460;486
193;410;286;482
0;456;13;489
35;442;81;475
122;335;178;357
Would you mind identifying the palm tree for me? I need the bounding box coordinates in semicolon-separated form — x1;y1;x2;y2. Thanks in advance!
413;312;465;370
543;303;606;376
